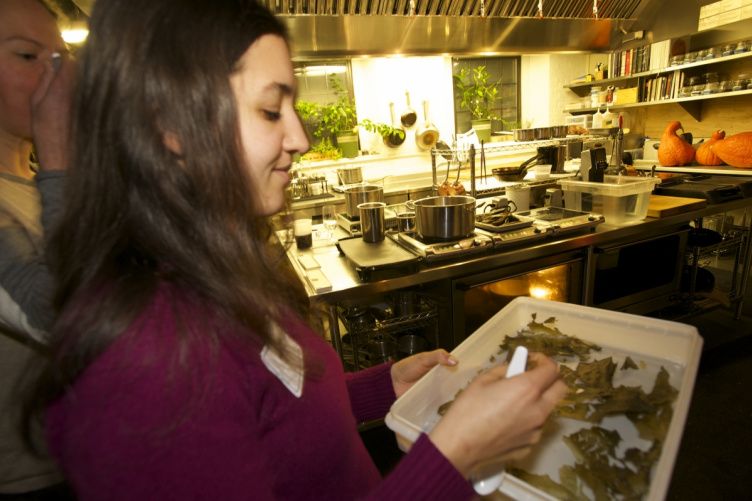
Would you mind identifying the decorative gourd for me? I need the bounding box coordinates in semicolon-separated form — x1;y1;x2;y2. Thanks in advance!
657;121;695;166
711;132;752;168
696;130;726;166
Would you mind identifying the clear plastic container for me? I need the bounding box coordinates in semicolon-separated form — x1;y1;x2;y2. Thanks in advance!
719;80;732;92
684;52;696;64
680;86;693;97
670;55;683;66
590;86;602;108
695;50;707;62
559;175;661;225
385;296;702;501
733;79;746;91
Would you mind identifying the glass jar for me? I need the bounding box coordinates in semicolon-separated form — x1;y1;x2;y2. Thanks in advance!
703;72;720;94
732;79;746;91
719;81;732;92
684;52;696;64
735;40;750;54
722;44;736;56
670;55;683;66
696;50;707;62
705;47;721;60
680;86;693;98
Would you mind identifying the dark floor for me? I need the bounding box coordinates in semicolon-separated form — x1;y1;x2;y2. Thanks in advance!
361;300;752;499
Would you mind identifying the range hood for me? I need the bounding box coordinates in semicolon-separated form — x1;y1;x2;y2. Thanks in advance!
69;0;731;59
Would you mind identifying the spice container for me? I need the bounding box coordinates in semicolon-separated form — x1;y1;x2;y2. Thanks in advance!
705;47;720;60
590;86;602;108
719;81;732;92
734;40;750;54
722;44;736;56
684;52;696;64
680;86;693;97
670;55;683;66
732;79;746;91
689;76;704;96
702;72;719;94
695;50;706;62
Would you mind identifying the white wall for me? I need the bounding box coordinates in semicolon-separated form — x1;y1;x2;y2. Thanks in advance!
351;56;455;158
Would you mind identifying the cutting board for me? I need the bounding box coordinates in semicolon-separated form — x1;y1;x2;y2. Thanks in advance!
647;195;707;218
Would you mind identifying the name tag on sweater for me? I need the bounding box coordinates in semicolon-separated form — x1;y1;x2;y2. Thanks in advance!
261;323;304;398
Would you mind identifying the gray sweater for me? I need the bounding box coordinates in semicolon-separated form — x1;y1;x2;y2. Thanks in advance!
0;169;66;493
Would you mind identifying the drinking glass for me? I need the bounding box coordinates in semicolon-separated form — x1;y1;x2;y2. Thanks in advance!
322;204;337;241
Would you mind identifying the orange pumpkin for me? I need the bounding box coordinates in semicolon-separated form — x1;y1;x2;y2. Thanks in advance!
696;130;726;166
657;121;696;166
711;132;752;168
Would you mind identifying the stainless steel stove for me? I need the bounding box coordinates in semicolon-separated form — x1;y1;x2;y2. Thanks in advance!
389;231;494;262
516;207;605;236
475;224;553;248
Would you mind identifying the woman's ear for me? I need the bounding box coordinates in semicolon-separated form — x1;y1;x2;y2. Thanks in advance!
163;131;183;155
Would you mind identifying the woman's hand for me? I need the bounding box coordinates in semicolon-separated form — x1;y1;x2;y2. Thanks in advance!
31;51;75;172
428;352;568;478
391;349;458;399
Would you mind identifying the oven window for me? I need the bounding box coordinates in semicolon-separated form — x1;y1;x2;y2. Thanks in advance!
463;263;572;335
592;235;681;305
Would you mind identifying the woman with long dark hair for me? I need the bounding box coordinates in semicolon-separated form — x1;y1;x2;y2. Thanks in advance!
37;1;567;499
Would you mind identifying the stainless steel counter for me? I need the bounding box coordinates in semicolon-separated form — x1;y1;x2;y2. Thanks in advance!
284;196;752;304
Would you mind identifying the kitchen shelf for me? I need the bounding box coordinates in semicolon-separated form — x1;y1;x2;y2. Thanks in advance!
564;49;752;121
565;50;752;96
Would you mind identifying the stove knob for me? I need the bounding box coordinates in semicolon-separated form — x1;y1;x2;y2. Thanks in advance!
534;226;543;233
473;237;483;246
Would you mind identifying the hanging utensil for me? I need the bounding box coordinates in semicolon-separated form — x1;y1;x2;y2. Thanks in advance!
384;102;406;148
480;140;487;185
401;91;417;127
453;151;466;196
415;100;440;150
437;160;454;196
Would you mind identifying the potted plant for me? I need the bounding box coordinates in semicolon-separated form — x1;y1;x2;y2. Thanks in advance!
453;65;502;142
359;119;405;145
318;75;359;158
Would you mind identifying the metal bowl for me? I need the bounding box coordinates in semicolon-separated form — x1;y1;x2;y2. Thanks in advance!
513;128;535;142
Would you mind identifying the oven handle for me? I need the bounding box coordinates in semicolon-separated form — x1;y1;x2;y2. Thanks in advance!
593;227;691;253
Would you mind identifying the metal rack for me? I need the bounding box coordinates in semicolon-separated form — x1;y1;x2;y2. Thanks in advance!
429;134;615;199
336;294;439;372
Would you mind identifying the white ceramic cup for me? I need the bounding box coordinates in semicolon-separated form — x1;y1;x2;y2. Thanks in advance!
506;187;530;212
533;164;552;180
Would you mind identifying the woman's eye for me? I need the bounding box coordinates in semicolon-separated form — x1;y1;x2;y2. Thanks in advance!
263;110;282;121
16;52;38;61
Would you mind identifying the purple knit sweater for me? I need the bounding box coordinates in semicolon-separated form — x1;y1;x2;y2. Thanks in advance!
46;283;476;500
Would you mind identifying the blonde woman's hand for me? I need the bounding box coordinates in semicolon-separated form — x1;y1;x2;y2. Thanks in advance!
391;349;458;399
428;352;567;478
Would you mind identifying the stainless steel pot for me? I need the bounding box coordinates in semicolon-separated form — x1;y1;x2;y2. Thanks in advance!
534;127;552;140
551;125;568;138
513;128;535;142
344;184;383;218
406;195;476;240
337;166;363;185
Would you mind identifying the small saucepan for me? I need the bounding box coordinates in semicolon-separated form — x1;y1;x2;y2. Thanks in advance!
415;100;440;150
492;154;540;181
401;91;417;127
385;102;406;148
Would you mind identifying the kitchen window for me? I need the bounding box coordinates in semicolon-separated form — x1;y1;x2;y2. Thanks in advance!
452;56;521;136
293;60;353;146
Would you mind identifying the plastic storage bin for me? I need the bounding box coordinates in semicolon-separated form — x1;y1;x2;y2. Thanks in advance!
385;296;702;501
558;175;660;225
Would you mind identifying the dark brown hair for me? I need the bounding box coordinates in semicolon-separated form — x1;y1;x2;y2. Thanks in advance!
40;0;316;401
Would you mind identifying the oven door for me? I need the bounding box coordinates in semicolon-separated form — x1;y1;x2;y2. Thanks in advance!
586;228;690;314
450;251;584;347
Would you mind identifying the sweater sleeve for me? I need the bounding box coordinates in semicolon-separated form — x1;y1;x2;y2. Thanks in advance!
367;434;477;501
0;171;66;342
344;362;397;423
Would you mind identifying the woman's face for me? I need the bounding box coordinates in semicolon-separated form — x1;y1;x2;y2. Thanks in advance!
230;34;309;217
0;0;66;141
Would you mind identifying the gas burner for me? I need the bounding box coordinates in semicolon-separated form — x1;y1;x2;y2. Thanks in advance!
517;207;604;236
390;231;493;262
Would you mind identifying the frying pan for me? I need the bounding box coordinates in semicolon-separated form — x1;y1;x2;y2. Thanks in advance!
415;100;440;150
401;91;417;127
384;103;406;148
492;152;540;181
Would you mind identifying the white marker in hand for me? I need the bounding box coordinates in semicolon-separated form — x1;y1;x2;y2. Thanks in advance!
472;345;529;496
